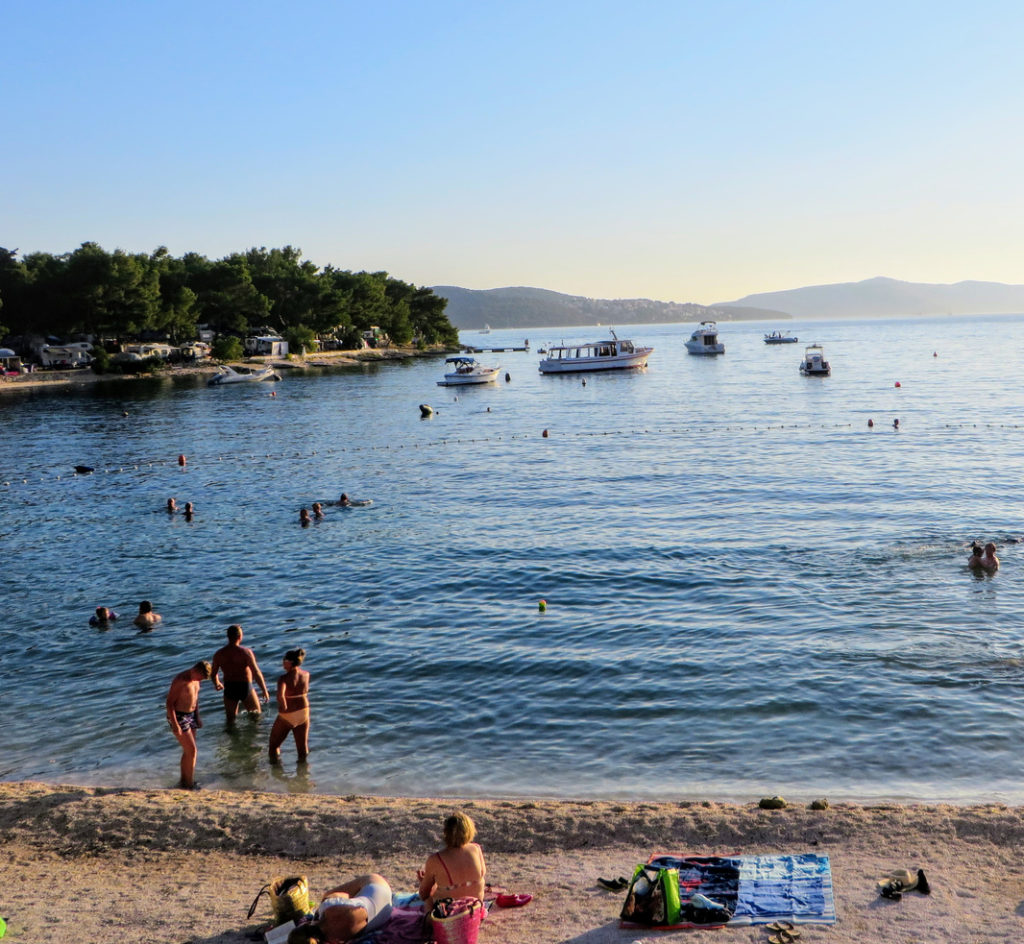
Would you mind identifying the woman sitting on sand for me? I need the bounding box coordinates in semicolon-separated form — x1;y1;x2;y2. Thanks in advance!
287;873;393;944
417;811;486;908
268;648;310;763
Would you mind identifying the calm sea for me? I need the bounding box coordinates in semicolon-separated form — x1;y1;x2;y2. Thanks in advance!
3;315;1024;803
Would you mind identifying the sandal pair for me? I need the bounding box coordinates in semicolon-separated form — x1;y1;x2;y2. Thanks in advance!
767;923;800;944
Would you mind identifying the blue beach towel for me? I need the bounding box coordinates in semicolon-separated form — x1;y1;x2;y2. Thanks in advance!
623;853;836;930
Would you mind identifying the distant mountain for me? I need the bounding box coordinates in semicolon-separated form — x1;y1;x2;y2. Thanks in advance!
718;276;1024;319
432;285;786;330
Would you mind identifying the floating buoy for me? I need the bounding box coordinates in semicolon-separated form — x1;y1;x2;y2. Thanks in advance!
121;410;129;417
867;419;874;428
542;429;549;438
894;381;901;388
419;404;434;417
74;465;94;474
178;454;187;466
538;599;547;612
270;391;276;397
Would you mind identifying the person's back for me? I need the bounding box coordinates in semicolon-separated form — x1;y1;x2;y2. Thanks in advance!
968;545;984;569
418;811;486;906
134;600;162;629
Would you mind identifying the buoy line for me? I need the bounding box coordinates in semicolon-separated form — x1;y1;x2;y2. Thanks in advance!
1;419;1015;492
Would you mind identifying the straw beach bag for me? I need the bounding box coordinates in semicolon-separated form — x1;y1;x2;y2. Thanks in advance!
247;875;311;924
429;896;484;944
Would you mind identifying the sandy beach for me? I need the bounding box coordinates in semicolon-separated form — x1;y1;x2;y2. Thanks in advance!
1;782;1022;943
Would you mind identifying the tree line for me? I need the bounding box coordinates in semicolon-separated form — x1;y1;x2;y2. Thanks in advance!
0;243;459;352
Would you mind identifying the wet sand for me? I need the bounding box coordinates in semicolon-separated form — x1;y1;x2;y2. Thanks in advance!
2;781;1022;943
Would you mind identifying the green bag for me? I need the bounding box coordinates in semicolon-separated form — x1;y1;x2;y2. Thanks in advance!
620;864;681;926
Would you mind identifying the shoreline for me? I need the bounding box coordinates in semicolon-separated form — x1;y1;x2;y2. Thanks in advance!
0;345;449;394
3;780;1023;943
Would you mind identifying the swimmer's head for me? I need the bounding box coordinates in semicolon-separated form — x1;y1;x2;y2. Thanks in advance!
227;624;242;642
985;542;997;554
284;648;306;667
138;600;153;614
95;606;111;620
193;660;212;680
973;545;983;557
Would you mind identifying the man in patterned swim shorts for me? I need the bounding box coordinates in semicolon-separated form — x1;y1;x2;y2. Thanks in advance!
165;660;212;789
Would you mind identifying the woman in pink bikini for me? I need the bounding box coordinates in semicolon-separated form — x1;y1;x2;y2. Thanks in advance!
417;811;486;907
268;648;310;763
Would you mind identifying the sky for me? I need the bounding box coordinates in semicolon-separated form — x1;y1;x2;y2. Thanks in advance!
5;0;1024;304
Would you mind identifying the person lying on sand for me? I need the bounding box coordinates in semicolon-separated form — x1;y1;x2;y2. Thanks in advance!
287;873;392;943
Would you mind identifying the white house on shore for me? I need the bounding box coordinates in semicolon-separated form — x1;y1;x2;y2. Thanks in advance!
244;336;288;356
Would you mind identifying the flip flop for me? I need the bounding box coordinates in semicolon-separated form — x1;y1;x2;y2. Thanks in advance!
766;921;796;932
768;932;801;944
496;893;532;908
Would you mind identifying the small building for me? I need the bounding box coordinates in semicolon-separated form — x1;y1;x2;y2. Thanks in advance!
244;336;289;356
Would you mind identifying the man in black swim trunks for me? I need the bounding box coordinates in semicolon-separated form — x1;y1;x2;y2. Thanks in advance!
210;624;270;725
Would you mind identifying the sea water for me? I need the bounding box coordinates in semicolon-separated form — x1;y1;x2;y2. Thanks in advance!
2;315;1024;803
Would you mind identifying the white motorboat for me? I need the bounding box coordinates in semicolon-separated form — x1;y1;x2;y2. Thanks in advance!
764;331;799;344
481;324;491;334
685;321;725;355
437;356;501;386
208;364;281;386
799;344;831;376
538;329;652;374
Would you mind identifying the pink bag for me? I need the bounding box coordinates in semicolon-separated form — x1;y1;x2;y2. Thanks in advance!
430;897;484;944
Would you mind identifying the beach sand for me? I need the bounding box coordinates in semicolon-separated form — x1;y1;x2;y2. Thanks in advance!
1;782;1022;943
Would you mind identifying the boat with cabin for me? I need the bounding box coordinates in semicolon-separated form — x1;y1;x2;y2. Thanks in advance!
764;331;799;344
208;364;281;386
437;356;501;386
685;321;725;355
799;344;831;376
538;329;652;374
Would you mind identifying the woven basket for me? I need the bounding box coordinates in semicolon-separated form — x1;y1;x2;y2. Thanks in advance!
430;897;484;944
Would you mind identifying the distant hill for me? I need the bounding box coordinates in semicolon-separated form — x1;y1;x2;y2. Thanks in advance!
718;276;1024;319
432;285;786;330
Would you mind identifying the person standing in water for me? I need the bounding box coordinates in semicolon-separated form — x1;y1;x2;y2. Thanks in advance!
269;648;310;763
165;660;212;789
211;624;270;724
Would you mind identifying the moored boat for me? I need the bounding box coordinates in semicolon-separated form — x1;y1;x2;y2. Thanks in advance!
208;364;281;385
764;331;799;344
685;321;725;355
437;356;501;386
799;344;831;376
538;329;652;374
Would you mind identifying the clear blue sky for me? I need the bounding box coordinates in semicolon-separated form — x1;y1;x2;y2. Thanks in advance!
5;0;1024;304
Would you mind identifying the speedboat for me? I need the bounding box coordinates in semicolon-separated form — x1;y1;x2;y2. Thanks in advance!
538;329;652;374
685;321;725;355
799;344;831;376
437;356;501;386
764;331;799;344
208;364;280;386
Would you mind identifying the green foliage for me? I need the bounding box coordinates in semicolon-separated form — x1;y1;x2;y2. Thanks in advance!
0;244;454;348
90;346;111;374
283;324;316;354
212;336;243;361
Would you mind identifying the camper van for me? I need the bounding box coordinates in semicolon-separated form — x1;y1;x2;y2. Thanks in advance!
244;336;288;356
39;343;93;369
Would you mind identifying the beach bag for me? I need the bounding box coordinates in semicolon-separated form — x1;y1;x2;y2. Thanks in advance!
620;865;681;926
429;896;483;944
247;875;311;924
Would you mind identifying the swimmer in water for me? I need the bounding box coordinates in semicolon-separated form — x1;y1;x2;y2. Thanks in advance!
89;605;118;626
338;493;351;507
312;502;324;519
981;542;999;573
184;501;194;521
134;599;162;630
167;498;177;513
300;508;311;526
968;543;984;569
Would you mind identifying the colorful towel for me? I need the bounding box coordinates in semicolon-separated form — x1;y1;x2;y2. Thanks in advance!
622;853;836;930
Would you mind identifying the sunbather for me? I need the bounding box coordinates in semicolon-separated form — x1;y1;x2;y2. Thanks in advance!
417;811;486;908
287;873;392;943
